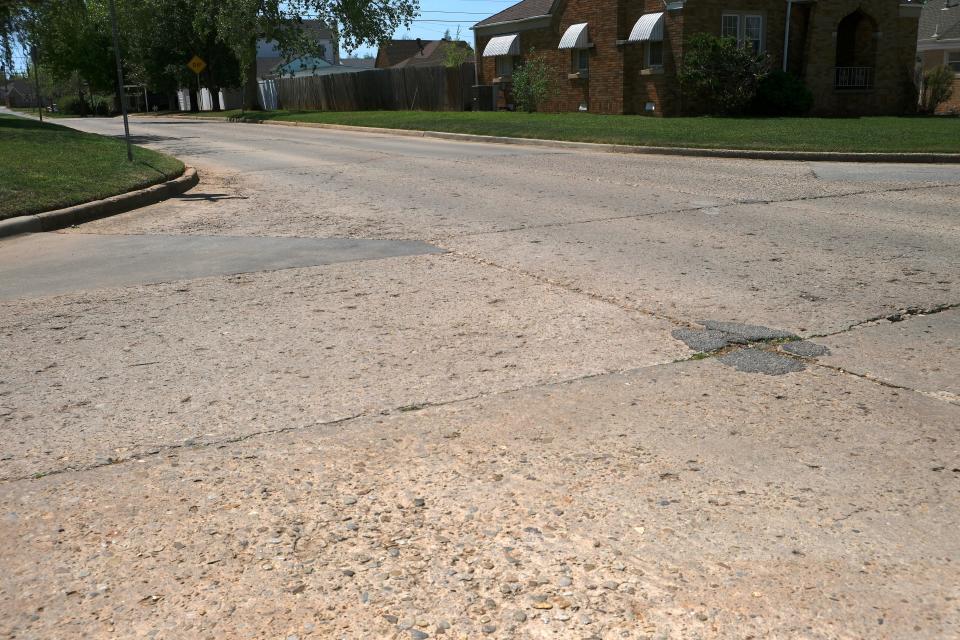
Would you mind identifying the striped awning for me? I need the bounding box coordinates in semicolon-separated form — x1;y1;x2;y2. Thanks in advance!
483;34;520;57
558;23;589;49
628;12;665;42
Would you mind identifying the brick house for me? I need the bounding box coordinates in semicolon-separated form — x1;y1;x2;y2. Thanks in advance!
918;0;960;114
472;0;923;115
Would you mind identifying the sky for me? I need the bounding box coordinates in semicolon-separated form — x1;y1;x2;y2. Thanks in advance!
3;0;516;73
347;0;517;57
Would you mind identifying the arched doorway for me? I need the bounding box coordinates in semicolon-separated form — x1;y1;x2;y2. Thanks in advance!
834;10;877;89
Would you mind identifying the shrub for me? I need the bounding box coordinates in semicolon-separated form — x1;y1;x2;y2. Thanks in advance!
88;94;113;116
921;65;955;114
511;48;555;113
751;70;813;116
58;95;87;115
679;33;772;115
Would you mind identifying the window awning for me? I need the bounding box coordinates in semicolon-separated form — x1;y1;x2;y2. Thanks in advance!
483;34;520;57
628;12;665;43
558;23;589;49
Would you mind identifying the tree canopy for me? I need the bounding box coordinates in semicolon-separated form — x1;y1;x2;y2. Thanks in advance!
1;0;419;107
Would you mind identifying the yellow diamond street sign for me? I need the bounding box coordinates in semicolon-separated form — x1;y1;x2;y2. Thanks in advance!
187;55;207;75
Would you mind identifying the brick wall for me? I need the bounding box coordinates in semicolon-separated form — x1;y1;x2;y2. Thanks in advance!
922;49;960;114
798;1;920;116
477;0;626;114
622;1;684;115
476;0;920;116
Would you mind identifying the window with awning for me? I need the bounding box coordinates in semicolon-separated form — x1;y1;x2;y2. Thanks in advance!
628;12;665;42
483;34;520;57
558;23;589;49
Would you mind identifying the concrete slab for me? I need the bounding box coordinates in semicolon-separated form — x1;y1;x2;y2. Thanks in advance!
0;233;443;299
447;200;960;335
0;252;687;480
819;308;960;403
810;162;960;183
2;360;956;639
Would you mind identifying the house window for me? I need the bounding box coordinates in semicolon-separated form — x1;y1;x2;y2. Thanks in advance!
572;49;589;73
496;56;515;78
721;13;764;53
948;51;960;74
646;41;664;68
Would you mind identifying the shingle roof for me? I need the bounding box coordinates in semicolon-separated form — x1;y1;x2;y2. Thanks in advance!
391;41;474;68
474;0;555;28
376;40;430;68
919;0;960;42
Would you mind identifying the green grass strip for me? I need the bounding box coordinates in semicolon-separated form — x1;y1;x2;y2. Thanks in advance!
0;114;184;220
190;109;960;154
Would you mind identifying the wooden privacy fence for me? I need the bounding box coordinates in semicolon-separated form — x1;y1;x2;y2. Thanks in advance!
274;63;475;112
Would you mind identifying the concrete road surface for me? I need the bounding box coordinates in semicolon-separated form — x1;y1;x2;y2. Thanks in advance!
1;115;958;640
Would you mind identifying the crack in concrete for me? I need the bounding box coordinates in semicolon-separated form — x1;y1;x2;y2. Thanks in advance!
811;302;960;339
0;358;685;485
454;181;960;240
810;359;960;407
446;248;695;330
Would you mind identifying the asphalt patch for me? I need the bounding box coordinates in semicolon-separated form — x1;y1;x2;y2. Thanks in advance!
698;320;798;342
717;348;806;375
0;233;445;299
674;320;799;354
671;328;731;353
781;340;830;358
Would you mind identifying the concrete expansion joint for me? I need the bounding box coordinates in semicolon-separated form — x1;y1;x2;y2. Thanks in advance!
738;180;960;208
447;247;694;329
3;359;697;484
811;360;960;407
814;301;960;338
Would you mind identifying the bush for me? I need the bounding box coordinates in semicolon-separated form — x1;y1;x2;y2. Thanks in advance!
751;70;813;116
679;33;772;115
921;65;955;114
88;94;114;116
511;48;555;113
58;95;87;115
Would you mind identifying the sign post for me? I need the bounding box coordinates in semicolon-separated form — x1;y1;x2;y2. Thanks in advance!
187;55;206;110
108;0;132;162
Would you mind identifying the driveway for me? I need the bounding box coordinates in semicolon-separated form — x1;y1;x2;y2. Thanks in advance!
1;115;958;640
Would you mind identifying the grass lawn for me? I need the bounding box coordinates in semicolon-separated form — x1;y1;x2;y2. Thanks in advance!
0;114;184;220
192;109;960;154
10;107;87;120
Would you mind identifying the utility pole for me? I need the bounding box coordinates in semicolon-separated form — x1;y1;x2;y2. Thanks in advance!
107;0;133;162
31;45;42;122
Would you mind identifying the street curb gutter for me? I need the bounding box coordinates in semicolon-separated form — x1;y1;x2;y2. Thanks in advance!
204;116;960;164
0;167;199;240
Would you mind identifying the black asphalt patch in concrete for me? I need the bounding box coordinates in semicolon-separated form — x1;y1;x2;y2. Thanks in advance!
0;233;444;299
697;320;798;342
671;329;731;353
781;340;830;358
717;348;806;375
673;321;798;354
674;320;815;376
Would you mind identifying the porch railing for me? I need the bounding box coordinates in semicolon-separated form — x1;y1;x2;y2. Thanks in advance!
834;67;874;90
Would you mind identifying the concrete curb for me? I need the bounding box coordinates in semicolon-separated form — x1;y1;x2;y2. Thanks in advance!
0;167;199;240
155;114;960;164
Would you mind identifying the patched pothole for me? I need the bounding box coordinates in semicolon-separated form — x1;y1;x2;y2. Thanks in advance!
717;348;806;375
673;320;830;376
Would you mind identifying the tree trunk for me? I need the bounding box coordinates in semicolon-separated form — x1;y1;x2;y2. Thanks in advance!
189;85;200;112
243;55;261;111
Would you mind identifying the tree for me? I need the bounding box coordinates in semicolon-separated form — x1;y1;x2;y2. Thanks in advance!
441;26;470;68
4;0;419;111
679;33;771;115
208;0;419;110
511;48;554;112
